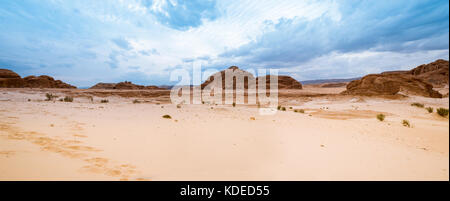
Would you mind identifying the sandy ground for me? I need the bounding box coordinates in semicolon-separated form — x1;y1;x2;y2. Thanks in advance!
0;87;448;181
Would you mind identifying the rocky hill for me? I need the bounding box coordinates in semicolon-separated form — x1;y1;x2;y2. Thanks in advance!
90;81;161;90
201;66;302;90
0;69;76;88
341;60;449;98
256;75;302;89
408;59;449;87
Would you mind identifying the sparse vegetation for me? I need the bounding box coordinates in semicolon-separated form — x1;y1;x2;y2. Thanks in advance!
100;99;109;103
162;115;172;119
63;96;73;102
294;109;305;113
376;114;385;121
411;102;424;108
426;107;433;113
45;93;57;101
437;108;449;117
402;120;410;127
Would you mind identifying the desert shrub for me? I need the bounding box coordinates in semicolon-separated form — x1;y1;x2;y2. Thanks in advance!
176;104;181;108
425;107;433;113
437;108;449;117
411;103;424;108
100;99;109;103
294;109;305;113
232;102;236;107
27;99;31;102
289;107;293;109
63;96;73;102
402;120;410;127
250;117;256;120
281;107;286;111
133;99;141;104
376;114;385;121
45;93;57;101
162;115;172;119
59;98;63;102
277;105;281;110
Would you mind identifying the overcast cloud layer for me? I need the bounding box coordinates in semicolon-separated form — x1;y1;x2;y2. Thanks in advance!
0;0;448;87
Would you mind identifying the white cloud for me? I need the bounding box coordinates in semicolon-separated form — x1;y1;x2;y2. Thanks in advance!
1;0;448;87
283;49;450;81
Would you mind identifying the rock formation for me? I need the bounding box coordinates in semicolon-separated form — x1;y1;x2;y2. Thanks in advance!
342;60;448;98
89;83;116;89
0;69;21;78
256;75;302;89
320;82;347;88
0;69;25;88
342;73;442;98
89;81;161;90
408;59;449;87
201;66;302;90
201;66;256;90
0;69;76;88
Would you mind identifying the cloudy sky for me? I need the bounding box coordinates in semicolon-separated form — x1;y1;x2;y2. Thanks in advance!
0;0;448;87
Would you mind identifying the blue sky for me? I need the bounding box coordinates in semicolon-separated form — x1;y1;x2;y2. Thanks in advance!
0;0;448;87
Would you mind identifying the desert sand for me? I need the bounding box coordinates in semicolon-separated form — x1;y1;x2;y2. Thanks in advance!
0;87;448;181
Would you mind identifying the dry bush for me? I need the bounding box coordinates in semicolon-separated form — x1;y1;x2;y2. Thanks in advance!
377;114;385;121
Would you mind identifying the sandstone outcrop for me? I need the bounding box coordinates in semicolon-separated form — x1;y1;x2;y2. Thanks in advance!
342;60;448;98
0;69;76;88
201;66;302;90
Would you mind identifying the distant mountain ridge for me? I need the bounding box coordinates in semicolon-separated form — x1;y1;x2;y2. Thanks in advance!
301;78;360;85
89;81;162;90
